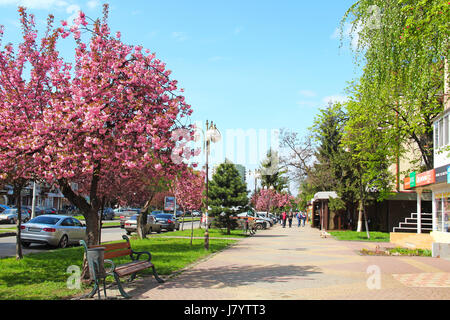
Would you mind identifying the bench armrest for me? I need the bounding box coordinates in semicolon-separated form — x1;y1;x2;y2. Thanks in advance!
131;250;152;262
104;259;116;274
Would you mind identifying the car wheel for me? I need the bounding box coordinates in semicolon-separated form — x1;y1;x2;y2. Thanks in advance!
9;218;15;224
126;230;131;235
58;235;69;248
256;224;263;230
157;229;161;233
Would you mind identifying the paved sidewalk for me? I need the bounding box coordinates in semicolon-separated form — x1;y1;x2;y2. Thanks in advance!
110;224;450;300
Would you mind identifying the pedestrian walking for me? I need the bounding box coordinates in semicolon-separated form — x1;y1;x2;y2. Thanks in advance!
288;211;293;228
297;211;301;227
282;211;287;228
301;212;307;227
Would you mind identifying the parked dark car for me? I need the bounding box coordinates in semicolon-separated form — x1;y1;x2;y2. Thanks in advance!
44;207;58;215
33;206;46;216
154;213;180;231
99;207;115;220
175;210;183;217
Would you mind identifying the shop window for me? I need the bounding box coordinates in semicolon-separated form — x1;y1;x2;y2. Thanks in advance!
435;121;439;148
436;196;450;232
445;115;449;146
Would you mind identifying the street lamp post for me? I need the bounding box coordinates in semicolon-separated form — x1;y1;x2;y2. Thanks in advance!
204;120;221;250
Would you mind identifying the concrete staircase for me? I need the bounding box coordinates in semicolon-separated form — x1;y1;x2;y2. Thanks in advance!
393;213;433;234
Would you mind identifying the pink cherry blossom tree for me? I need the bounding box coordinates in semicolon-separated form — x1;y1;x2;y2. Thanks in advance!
0;8;64;259
1;5;196;247
172;167;205;244
42;7;197;245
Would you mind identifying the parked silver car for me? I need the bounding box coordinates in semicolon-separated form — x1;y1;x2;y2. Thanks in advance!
124;214;162;235
237;211;267;230
256;212;275;227
20;215;86;248
0;208;31;224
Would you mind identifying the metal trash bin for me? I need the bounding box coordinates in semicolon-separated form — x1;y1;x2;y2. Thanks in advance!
87;247;106;279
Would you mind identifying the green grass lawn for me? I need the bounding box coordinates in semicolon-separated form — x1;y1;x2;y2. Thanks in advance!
329;230;390;242
152;227;250;239
0;228;16;233
0;237;237;300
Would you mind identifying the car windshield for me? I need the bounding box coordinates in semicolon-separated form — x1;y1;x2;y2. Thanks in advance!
28;216;61;225
155;214;174;219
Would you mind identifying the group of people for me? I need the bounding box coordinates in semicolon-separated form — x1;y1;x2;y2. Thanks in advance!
280;211;307;228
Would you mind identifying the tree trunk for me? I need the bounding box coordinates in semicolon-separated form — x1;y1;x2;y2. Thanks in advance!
99;196;105;244
14;184;24;260
137;199;151;239
357;200;363;232
190;212;194;246
181;209;185;231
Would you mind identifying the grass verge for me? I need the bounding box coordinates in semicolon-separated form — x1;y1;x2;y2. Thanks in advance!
151;227;250;239
0;237;237;300
360;247;432;257
329;230;390;242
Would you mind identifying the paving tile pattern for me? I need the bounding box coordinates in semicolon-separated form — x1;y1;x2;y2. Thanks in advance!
97;224;450;300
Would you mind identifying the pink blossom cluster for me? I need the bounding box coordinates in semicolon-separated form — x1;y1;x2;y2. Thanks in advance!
172;168;205;211
253;188;295;212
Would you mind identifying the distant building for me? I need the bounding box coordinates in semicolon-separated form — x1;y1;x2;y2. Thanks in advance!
213;159;246;184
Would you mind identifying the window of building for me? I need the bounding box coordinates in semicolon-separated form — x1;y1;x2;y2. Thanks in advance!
436;195;450;233
435;121;439;148
444;115;449;146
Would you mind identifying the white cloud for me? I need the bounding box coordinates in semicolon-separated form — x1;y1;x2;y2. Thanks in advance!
322;95;349;105
208;56;231;62
66;3;81;25
296;100;319;108
234;26;243;35
0;0;69;10
0;0;84;26
86;0;99;9
171;31;188;42
299;90;317;98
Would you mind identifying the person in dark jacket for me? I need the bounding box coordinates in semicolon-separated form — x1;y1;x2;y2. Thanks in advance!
288;211;293;228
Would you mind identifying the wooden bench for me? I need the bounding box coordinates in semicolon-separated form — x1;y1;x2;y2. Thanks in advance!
80;235;164;299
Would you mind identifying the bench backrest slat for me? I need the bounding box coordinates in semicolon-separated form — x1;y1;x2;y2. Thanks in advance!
90;242;130;251
89;241;132;259
104;249;133;259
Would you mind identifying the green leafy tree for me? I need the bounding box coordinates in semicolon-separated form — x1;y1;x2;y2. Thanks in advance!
340;0;449;170
259;149;289;192
208;162;249;234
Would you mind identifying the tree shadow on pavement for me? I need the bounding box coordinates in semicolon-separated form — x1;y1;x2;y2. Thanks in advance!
120;264;322;298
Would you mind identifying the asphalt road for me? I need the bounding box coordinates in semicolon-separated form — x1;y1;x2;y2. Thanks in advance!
0;220;200;258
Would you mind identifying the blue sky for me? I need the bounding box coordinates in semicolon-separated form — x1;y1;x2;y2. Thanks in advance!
0;0;361;192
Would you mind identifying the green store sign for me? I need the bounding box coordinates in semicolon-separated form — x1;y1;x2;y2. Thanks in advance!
409;171;416;188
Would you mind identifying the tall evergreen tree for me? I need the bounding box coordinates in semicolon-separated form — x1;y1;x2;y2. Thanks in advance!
259;149;289;192
208;162;249;234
